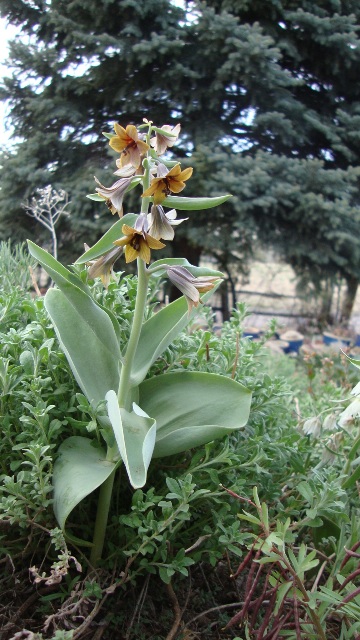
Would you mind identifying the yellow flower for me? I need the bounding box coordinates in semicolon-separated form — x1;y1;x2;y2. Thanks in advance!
142;163;193;205
114;214;165;264
109;123;150;169
165;265;220;313
150;123;181;155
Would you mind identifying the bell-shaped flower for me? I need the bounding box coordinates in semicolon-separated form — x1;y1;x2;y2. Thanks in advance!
113;164;138;178
147;205;188;240
142;163;193;205
302;416;321;438
322;413;338;432
86;245;123;288
109;123;150;169
114;214;165;264
165;265;220;313
94;175;133;216
320;432;343;465
150;123;181;155
338;396;360;430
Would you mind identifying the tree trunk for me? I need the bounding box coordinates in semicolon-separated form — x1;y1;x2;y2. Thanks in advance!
341;275;359;323
220;281;231;322
318;278;334;326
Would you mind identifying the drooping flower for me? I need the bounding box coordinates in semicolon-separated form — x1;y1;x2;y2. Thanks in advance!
147;205;188;240
338;396;360;430
85;245;123;288
320;432;343;464
109;123;150;169
150;123;181;155
114;214;165;264
142;163;193;205
302;416;321;438
113;164;138;178
94;175;133;216
165;265;220;313
322;413;338;432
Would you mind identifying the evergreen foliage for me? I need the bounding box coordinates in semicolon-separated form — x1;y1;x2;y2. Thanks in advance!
1;0;360;313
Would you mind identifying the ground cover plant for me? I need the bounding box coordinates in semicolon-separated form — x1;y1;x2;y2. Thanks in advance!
1;121;360;639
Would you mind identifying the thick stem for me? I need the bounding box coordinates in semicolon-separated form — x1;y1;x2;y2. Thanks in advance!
89;260;148;566
90;131;152;566
89;468;116;567
117;258;149;407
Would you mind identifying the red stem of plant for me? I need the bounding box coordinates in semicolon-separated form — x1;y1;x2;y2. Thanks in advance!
340;541;360;570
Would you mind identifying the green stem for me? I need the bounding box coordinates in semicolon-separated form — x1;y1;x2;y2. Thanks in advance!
89;252;149;568
90;131;153;566
117;257;149;407
89;467;116;567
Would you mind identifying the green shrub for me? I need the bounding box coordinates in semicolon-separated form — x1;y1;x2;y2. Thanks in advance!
1;248;360;639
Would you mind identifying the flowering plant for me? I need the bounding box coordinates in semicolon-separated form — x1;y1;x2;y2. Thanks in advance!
28;119;252;565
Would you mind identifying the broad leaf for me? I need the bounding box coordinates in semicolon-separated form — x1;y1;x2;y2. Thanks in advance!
106;391;156;488
28;240;90;294
345;355;360;370
161;195;232;210
28;240;122;342
86;193;106;201
139;371;252;458
45;288;121;405
130;287;219;387
75;213;138;264
149;257;224;278
53;436;116;530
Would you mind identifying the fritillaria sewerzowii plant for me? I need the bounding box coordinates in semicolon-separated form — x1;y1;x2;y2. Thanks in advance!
28;119;252;565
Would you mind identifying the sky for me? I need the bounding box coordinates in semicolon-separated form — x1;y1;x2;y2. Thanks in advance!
0;3;186;147
0;18;18;146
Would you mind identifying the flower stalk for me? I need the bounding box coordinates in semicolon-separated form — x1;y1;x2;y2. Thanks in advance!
27;117;245;570
117;257;149;408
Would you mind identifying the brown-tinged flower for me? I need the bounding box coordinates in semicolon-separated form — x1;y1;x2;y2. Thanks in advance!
338;396;360;430
147;205;188;240
113;164;138;178
165;265;220;313
85;245;123;288
94;175;133;216
114;214;165;264
142;163;193;205
109;123;150;169
150;123;181;155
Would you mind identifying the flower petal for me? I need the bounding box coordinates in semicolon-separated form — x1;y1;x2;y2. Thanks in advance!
145;234;166;250
125;244;140;263
125;124;138;141
137;240;151;263
167;179;186;193
177;167;193;181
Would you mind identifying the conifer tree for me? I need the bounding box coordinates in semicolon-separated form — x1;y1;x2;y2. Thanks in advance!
1;0;360;318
